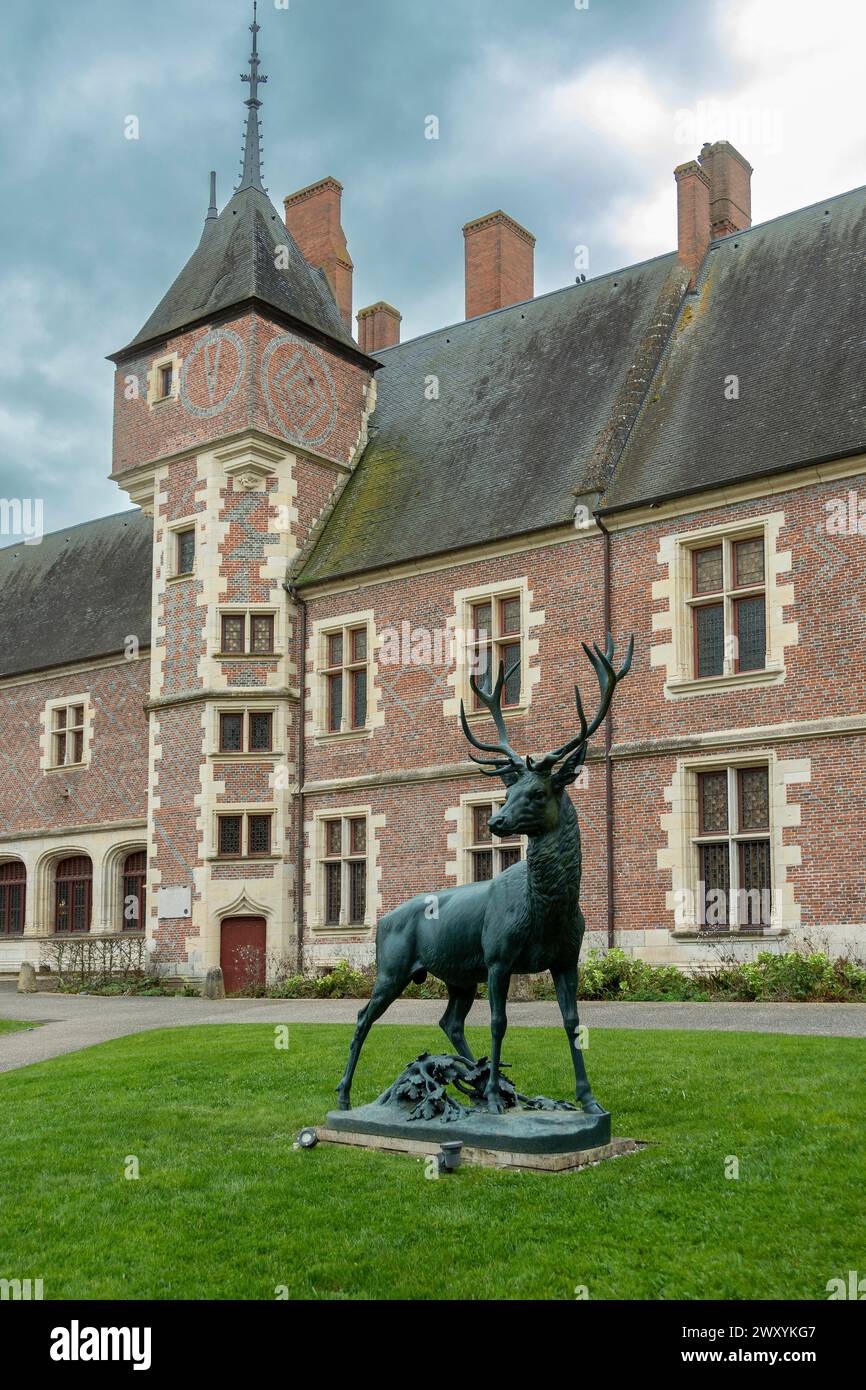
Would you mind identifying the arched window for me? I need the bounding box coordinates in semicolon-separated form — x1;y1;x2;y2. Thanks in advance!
0;862;26;936
122;852;146;932
55;857;92;934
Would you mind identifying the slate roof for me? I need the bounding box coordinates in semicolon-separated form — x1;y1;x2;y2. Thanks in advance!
0;511;152;680
114;185;357;358
296;251;686;585
601;184;866;511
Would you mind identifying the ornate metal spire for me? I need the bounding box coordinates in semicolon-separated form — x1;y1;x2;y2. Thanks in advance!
206;171;218;221
236;0;268;193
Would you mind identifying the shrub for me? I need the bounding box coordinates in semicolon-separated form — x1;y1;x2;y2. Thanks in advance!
39;936;150;989
266;960;374;999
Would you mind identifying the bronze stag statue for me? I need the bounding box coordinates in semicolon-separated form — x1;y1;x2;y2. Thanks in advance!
337;634;634;1114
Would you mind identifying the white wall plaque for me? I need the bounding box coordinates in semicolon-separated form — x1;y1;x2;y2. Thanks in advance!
157;887;192;920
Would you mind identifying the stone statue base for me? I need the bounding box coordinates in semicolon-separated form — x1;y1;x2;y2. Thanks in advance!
322;1053;631;1168
324;1098;611;1155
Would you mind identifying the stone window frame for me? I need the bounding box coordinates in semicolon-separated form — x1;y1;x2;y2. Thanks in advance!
659;749;810;938
652;512;796;700
309;610;383;742
147;350;182;407
209;806;278;862
166;515;198;580
443;576;543;723
305;805;385;936
39;694;94;773
210;702;281;758
445;790;527;888
215;606;280;660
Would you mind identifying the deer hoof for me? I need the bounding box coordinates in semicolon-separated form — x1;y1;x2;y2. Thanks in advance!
580;1098;607;1116
336;1091;351;1111
484;1091;508;1114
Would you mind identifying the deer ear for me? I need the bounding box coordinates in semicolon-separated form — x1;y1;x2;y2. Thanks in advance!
499;765;522;788
551;745;586;792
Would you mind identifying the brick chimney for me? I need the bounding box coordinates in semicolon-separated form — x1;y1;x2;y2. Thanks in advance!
698;140;753;237
283;176;353;329
674;160;711;289
356;302;401;354
463;211;535;320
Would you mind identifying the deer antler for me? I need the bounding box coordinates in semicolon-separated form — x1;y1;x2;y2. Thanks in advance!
534;633;634;773
459;658;525;778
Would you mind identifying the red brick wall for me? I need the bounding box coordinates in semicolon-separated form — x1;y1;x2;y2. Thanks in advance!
302;536;610;936
0;661;149;838
112;311;373;474
609;476;866;744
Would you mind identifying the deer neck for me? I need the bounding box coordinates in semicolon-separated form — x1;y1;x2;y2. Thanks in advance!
525;792;581;921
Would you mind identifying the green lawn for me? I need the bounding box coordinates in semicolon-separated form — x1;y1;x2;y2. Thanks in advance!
0;1019;39;1034
0;1023;863;1300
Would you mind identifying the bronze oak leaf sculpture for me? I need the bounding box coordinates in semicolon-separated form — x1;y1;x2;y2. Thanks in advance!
336;634;634;1115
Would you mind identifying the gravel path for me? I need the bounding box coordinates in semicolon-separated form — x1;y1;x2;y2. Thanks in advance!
1;984;864;1074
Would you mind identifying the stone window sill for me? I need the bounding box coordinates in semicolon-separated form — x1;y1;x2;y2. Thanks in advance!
665;666;784;698
215;651;278;661
206;854;280;864
461;702;529;723
211;750;277;760
314;728;372;744
310;921;374;934
32;931;146;941
671;928;790;941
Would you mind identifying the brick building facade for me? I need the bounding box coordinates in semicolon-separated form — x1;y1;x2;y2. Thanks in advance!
2;16;865;985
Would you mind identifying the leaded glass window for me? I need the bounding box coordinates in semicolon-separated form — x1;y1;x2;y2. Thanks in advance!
219;713;243;752
688;532;767;679
320;623;371;733
469;593;523;710
693;766;772;929
468;801;524;882
320;816;370;927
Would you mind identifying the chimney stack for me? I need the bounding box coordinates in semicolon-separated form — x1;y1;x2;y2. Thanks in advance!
698;140;753;238
674;160;712;289
357;301;402;354
283;177;354;329
463;211;535;320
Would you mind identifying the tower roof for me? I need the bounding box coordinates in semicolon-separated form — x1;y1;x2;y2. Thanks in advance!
112;3;359;360
114;183;357;357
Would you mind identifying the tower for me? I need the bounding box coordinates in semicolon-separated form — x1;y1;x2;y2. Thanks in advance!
108;3;379;981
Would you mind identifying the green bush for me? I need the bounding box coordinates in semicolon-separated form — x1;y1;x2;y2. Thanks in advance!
705;950;866;1002
258;947;866;1003
266;960;374;999
576;948;704;1001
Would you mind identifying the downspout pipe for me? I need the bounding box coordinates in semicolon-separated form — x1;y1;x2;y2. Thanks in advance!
593;511;616;951
285;581;306;972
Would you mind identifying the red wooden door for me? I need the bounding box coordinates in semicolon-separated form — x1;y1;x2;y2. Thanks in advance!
220;917;267;994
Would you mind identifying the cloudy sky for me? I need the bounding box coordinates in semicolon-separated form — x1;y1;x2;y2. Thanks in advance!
1;0;864;540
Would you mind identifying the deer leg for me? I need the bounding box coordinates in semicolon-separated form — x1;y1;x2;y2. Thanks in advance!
438;986;477;1061
484;967;511;1113
551;965;607;1115
336;976;405;1110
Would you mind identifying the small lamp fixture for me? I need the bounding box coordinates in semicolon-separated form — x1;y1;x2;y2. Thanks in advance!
437;1140;463;1174
295;1127;319;1150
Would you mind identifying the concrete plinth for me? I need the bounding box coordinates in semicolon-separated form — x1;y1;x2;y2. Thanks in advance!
317;1122;643;1173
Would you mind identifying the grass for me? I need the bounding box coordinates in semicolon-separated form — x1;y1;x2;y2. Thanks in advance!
0;1019;40;1035
0;1023;864;1300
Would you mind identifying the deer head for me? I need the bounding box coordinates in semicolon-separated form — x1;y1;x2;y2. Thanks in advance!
459;634;634;839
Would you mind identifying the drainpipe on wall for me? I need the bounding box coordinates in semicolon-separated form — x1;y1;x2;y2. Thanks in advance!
593;511;616;951
286;581;306;972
